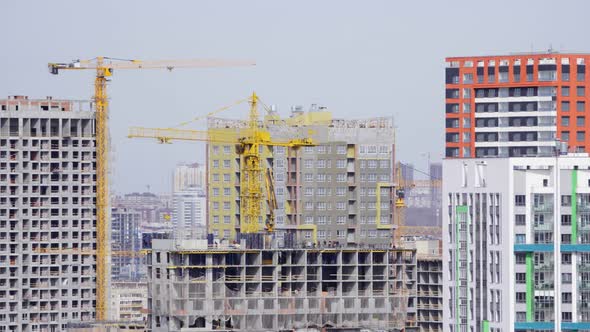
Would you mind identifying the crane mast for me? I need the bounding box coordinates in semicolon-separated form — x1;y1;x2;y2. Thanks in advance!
94;57;110;320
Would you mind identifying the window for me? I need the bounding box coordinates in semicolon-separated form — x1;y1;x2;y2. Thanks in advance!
213;216;219;224
564;72;571;81
463;88;471;98
223;188;230;196
304;159;313;169
562;292;572;303
561;234;572;243
317;187;326;196
304;146;314;154
336;216;346;224
304;188;313;197
223;216;230;224
562;131;570;141
304;202;313;211
562;253;572;264
562;86;570;96
515;292;526;303
336;174;346;182
223;201;231;210
368;160;377;169
463;103;471;113
463;118;471;128
336;187;346;196
562;273;572;284
562;214;572;225
578;72;586;82
463;73;473;84
212;188;219;197
516;312;526;322
515;253;526;264
562;101;570;111
212;160;219;168
223;145;231;154
578;117;586;126
337;145;346;154
316;159;326;168
578;101;586;112
213;202;219;210
515;214;526;225
304;173;313;182
336;202;345;210
563;311;573;322
336;160;346;168
223;160;230;168
212;174;219;182
223;174;230;183
304;216;313;224
578;86;586;97
577;131;586;142
515;195;526;206
562;116;570;126
337;230;346;239
515;273;526;283
223;229;230;238
515;234;526;244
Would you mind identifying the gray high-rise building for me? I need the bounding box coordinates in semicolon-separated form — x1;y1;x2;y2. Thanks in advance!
0;95;97;330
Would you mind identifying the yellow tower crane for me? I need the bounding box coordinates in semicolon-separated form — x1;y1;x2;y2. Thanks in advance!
48;56;255;320
128;92;315;234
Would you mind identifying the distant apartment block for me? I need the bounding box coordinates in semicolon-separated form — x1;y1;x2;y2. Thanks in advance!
0;95;97;330
443;155;590;331
109;281;148;323
445;52;590;158
171;186;206;240
173;162;205;192
111;207;143;281
207;108;396;246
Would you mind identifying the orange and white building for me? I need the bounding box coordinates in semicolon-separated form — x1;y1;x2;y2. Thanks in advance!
445;52;590;158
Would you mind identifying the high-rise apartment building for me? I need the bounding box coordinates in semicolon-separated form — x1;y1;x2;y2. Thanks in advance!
443;155;590;331
0;95;97;330
173;162;205;192
445;52;590;158
171;186;206;240
111;207;143;280
207;109;396;246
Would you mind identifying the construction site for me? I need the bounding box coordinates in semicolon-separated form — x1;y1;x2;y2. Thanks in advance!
0;57;442;332
147;239;417;331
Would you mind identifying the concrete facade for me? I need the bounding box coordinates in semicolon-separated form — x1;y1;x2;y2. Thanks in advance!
173;163;205;192
0;96;97;331
443;155;590;331
146;240;417;331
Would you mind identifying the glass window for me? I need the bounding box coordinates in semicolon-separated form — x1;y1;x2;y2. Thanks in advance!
463;118;471;128
562;131;570;141
563;72;570;81
562;86;570;96
562;195;572;206
577;101;586;112
463;73;473;84
577;72;585;82
515;195;526;206
562;101;570;111
515;214;526;225
578;117;586;127
577;131;586;142
562;253;572;264
578;86;585;97
562;117;570;126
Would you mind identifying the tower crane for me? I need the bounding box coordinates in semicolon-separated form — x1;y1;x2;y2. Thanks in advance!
48;56;255;320
128;92;315;234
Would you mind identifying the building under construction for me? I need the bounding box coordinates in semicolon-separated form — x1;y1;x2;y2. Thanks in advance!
207;106;396;247
146;239;417;331
0;96;97;331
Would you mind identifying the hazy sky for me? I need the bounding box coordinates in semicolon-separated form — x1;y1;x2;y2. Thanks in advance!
1;0;588;193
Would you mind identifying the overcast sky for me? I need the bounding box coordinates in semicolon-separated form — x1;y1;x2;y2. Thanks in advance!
1;0;588;193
